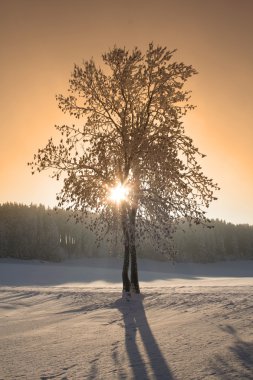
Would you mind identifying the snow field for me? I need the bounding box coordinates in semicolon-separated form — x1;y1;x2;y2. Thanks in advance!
0;258;252;379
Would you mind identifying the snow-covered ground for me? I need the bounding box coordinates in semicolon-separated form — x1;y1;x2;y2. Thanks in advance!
0;258;252;379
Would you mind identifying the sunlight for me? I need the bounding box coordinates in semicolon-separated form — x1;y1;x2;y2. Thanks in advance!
109;183;129;204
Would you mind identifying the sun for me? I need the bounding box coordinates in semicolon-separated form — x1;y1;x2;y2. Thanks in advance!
109;183;129;204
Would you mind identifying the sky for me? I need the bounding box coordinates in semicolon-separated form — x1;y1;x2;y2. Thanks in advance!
0;0;253;224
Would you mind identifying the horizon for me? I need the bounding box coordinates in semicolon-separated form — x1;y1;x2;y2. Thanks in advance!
1;201;252;227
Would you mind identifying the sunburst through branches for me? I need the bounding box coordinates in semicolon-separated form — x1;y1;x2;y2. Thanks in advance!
108;183;129;204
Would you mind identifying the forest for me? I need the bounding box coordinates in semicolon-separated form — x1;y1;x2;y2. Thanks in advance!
0;203;252;263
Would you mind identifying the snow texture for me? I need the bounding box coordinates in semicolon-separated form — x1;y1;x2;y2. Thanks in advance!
0;258;252;379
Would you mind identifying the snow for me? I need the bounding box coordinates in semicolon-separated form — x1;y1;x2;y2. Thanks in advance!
0;258;253;379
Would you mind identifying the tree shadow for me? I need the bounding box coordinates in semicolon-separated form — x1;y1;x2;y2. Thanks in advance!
209;324;253;379
115;296;175;380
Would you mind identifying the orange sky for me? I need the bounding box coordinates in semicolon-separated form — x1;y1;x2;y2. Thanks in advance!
0;0;253;224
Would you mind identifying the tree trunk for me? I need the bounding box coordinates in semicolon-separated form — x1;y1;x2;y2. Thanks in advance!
129;208;140;294
122;238;131;293
130;241;140;293
121;206;131;293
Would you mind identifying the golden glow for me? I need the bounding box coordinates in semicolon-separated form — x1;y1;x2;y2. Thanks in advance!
109;183;129;204
1;1;253;223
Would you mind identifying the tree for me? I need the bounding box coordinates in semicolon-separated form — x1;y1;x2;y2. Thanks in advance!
29;43;219;294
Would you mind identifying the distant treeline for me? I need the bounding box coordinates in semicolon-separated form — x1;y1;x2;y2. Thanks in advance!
0;203;96;261
0;203;252;262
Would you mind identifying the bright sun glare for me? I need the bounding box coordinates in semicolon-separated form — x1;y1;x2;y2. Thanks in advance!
109;183;129;204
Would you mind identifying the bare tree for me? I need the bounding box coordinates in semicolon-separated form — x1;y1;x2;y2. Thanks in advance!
29;43;219;295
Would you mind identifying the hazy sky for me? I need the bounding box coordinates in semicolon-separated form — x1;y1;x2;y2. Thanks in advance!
1;0;253;224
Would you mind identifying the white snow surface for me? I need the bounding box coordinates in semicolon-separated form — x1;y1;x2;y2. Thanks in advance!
0;257;252;379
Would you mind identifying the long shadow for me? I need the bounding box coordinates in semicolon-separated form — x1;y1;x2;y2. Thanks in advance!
209;324;253;379
115;296;175;380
